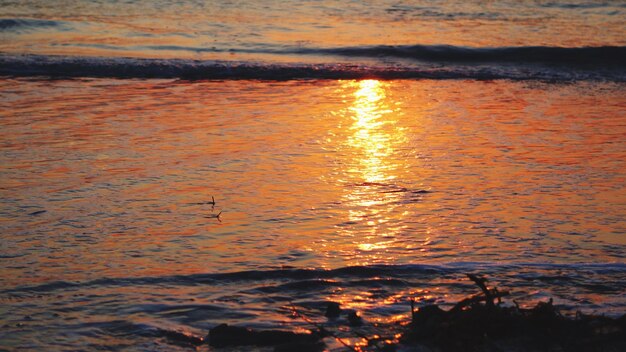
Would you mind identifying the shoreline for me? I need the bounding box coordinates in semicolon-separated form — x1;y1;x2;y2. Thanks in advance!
154;274;626;351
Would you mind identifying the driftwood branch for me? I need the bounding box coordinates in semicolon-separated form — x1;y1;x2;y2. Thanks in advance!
448;274;510;313
451;290;510;313
467;274;494;307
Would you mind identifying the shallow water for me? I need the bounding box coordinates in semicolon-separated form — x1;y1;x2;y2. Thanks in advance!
1;0;626;350
2;1;626;82
1;0;625;60
1;78;625;350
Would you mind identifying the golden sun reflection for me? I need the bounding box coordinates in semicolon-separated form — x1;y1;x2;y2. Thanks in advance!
348;79;395;183
333;79;409;265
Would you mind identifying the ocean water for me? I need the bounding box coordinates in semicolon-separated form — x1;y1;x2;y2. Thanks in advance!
1;1;625;351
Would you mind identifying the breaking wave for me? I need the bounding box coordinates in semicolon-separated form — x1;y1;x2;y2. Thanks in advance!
1;45;625;81
4;262;625;295
146;44;626;66
0;18;68;32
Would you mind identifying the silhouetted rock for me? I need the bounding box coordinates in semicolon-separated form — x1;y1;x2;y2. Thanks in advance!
348;311;363;326
274;340;325;352
413;304;446;324
208;323;322;348
325;301;341;318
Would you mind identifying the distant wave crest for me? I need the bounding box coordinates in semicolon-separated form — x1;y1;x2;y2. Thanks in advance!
3;262;625;294
128;44;626;67
307;45;626;66
0;18;65;32
0;49;625;81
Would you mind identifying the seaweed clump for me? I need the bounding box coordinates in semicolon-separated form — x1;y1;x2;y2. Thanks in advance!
403;274;626;352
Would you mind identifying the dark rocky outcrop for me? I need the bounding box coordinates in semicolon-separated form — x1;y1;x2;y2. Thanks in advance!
208;323;324;351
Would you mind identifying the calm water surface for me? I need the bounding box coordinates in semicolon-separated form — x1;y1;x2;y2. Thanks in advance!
1;0;626;350
1;0;625;60
1;78;625;350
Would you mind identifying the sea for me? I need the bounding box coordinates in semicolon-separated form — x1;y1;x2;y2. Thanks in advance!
1;0;625;350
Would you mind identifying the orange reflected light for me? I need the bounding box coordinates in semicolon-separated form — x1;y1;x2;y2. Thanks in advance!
336;79;409;262
347;79;394;184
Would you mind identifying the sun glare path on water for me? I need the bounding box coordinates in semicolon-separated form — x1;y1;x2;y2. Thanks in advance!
335;80;411;263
